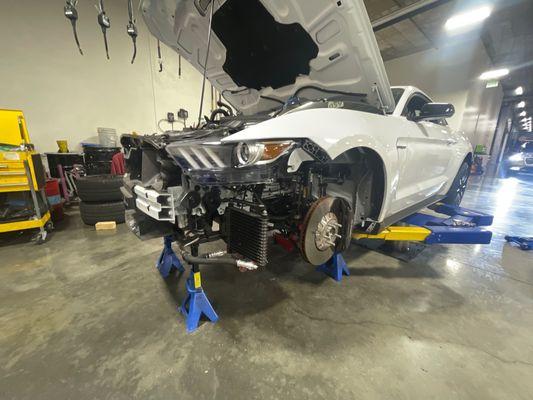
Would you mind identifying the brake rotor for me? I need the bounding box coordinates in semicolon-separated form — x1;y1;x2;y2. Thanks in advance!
300;197;344;266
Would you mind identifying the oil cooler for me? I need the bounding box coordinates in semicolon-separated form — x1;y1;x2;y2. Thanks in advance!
226;206;269;267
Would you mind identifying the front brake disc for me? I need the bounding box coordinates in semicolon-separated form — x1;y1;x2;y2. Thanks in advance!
300;197;343;266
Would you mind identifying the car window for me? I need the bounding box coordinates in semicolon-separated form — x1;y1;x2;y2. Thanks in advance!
391;88;405;105
403;93;447;126
523;142;533;152
402;94;430;120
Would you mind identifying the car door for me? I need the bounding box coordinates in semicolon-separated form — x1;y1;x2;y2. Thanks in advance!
395;93;456;208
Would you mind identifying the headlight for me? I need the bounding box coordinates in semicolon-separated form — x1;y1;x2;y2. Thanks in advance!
508;153;524;162
235;141;294;167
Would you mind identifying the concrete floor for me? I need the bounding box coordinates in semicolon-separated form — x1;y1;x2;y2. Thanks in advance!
1;175;532;400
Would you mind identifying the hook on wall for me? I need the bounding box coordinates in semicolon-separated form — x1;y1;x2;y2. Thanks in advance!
157;40;163;72
126;0;138;64
96;0;111;59
64;0;83;55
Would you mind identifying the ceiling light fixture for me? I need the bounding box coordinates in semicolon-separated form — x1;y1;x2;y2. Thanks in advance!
517;101;526;108
515;86;524;96
479;68;509;80
519;111;527;117
445;6;492;32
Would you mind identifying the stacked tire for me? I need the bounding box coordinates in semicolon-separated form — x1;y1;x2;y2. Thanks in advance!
76;175;125;225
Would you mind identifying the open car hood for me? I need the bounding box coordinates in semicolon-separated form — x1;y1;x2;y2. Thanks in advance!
142;0;395;114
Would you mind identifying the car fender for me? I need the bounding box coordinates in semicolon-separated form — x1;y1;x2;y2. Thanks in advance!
223;108;406;222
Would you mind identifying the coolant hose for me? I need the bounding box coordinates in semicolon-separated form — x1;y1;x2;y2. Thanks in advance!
181;253;258;271
182;253;236;266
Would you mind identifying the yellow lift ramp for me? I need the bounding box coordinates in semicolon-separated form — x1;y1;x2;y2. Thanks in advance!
353;225;432;242
308;202;495;282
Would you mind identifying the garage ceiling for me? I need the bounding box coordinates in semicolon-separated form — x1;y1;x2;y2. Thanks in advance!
364;0;533;129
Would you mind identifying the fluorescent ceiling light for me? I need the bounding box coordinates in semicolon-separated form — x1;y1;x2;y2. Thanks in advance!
519;111;527;117
445;6;492;31
517;101;526;108
479;68;509;80
515;86;524;96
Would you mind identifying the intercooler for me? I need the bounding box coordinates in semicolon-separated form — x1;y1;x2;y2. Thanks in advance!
226;207;269;267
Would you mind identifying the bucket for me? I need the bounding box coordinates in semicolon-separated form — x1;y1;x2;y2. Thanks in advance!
97;127;118;147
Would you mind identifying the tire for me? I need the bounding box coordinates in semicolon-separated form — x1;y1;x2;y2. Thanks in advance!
79;201;125;225
443;161;470;206
76;175;123;202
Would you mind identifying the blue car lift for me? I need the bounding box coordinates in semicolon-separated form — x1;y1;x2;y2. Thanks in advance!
325;202;494;282
157;203;494;331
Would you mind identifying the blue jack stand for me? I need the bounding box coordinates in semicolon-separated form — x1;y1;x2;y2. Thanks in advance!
180;271;219;333
157;236;185;278
316;252;350;282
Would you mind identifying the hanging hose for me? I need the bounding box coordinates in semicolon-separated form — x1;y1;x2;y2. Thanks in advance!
64;0;83;55
197;0;215;127
96;0;111;59
126;0;138;64
157;40;163;72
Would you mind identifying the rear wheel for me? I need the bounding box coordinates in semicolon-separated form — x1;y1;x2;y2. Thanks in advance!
443;161;470;206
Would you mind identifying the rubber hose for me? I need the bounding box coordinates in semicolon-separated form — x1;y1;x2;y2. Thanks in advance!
182;253;238;266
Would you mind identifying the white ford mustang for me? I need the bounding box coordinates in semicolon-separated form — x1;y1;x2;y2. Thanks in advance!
121;0;472;267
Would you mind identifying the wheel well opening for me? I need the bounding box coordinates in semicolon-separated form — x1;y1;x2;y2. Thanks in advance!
328;147;386;225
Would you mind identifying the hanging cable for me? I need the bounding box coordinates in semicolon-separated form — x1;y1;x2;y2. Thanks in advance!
96;0;111;59
197;0;215;127
157;40;163;72
178;54;182;78
126;0;138;64
64;0;83;55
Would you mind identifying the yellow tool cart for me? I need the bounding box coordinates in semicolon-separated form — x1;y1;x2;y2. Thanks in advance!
0;109;52;243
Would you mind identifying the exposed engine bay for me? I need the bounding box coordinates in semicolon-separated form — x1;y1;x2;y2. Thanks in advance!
121;99;384;269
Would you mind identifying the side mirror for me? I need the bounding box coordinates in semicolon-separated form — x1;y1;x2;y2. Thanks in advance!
415;103;455;121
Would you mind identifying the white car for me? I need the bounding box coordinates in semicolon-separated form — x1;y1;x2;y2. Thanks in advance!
505;142;533;176
121;0;473;268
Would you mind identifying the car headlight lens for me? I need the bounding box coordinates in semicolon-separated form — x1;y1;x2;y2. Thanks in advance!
235;141;294;167
509;153;524;162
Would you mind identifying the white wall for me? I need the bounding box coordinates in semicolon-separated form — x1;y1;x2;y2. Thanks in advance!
0;0;211;153
385;39;503;151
